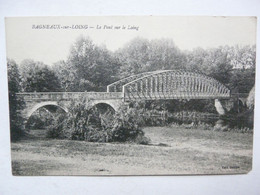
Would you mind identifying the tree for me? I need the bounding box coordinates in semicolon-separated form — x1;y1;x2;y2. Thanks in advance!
115;37;150;77
52;60;76;92
185;46;233;86
19;59;61;92
208;55;233;86
228;45;256;69
7;59;24;140
185;47;207;72
148;39;185;70
228;45;256;93
229;68;255;93
115;37;185;78
61;36;119;92
186;45;256;91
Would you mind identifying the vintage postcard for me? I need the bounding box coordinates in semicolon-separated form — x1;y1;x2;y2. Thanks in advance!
5;16;256;175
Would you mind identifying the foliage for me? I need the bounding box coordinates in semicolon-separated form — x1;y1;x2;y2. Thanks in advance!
51;98;101;140
9;37;256;138
185;47;233;85
213;119;253;133
46;113;67;139
185;45;256;89
107;103;146;142
19;59;61;92
170;122;213;131
49;36;256;97
16;37;256;96
228;45;256;69
26;108;60;130
169;111;218;125
7;59;25;140
221;108;254;129
47;98;148;143
51;60;76;92
129;100;217;126
229;68;255;93
115;37;185;78
54;36;120;92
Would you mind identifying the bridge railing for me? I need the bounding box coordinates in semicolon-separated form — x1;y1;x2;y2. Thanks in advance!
16;92;123;101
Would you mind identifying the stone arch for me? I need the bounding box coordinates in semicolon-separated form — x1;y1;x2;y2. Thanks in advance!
91;99;122;112
86;101;120;127
26;101;68;120
91;102;116;114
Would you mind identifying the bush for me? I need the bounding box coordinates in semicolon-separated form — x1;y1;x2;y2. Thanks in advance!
169;121;213;131
213;120;229;131
132;133;151;145
47;98;149;143
219;108;254;130
46;113;67;138
47;98;101;140
27;109;55;130
108;105;146;142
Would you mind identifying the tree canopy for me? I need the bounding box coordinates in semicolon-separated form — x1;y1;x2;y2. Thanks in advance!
7;59;24;140
13;36;255;95
19;59;61;92
55;36;120;92
115;37;185;78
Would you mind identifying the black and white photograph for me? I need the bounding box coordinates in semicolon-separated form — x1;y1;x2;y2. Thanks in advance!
5;16;256;176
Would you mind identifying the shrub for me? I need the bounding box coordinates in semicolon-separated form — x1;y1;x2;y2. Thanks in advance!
108;106;145;142
47;98;149;143
230;127;253;134
219;108;254;129
213;120;229;131
46;113;67;138
132;133;151;145
27;109;55;130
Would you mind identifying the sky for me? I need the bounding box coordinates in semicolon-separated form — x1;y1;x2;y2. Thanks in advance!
5;16;257;66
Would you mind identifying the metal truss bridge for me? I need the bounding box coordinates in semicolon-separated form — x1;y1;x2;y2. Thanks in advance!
17;70;233;119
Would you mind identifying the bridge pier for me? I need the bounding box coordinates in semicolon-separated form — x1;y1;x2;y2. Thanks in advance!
214;99;235;115
214;99;225;115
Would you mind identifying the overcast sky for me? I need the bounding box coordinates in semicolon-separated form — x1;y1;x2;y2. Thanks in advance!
5;16;256;66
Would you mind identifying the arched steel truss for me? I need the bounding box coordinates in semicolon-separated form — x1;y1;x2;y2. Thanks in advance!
107;70;164;92
108;70;230;101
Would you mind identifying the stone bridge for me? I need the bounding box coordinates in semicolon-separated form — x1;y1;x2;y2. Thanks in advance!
16;70;247;121
17;92;124;119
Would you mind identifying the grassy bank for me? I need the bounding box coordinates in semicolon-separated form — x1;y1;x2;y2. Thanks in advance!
11;126;253;175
